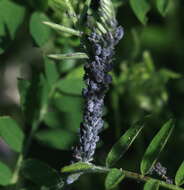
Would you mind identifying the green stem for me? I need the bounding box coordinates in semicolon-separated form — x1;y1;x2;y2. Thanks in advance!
10;154;23;185
122;169;183;190
90;166;184;190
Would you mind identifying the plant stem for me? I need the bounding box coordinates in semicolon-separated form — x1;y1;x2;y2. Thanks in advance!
91;165;184;190
10;154;23;184
122;169;183;190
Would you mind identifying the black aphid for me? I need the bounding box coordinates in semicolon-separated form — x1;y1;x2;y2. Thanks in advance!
73;5;124;162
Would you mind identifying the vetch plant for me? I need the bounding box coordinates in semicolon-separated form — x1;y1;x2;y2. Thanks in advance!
0;0;183;190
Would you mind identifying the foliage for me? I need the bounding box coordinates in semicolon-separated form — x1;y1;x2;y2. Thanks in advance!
0;0;184;190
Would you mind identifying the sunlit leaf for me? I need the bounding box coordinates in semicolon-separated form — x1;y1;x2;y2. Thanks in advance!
106;122;144;167
143;179;159;190
61;162;94;173
175;161;184;186
129;0;151;24
0;116;24;152
0;161;12;186
140;119;174;175
105;169;125;190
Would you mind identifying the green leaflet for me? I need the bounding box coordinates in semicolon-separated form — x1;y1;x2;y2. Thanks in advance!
30;12;51;46
43;21;81;36
21;159;62;187
106;122;144;167
0;0;25;39
18;74;50;126
56;78;85;96
44;58;59;87
0;0;25;53
53;94;83;132
156;0;170;16
143;180;159;190
175;161;184;186
140;119;174;175
105;168;125;190
0;116;24;153
0;161;12;186
48;52;88;60
61;162;94;173
129;0;151;25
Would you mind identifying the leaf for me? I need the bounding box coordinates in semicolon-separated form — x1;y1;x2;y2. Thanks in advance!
0;161;12;186
61;162;94;173
53;94;82;115
105;169;125;190
21;159;62;187
48;52;89;60
106;122;144;167
0;0;25;39
0;0;25;53
156;0;170;16
53;94;83;132
175;161;184;186
43;110;62;128
140;119;174;175
30;12;51;46
56;78;85;96
18;78;31;113
0;116;24;152
18;74;50;125
44;58;59;87
35;129;77;150
129;0;151;25
143;180;159;190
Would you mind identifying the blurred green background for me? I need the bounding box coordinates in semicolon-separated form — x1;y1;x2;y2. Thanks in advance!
0;0;184;189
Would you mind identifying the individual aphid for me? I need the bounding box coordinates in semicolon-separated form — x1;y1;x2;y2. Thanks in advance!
114;26;124;44
94;43;102;56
